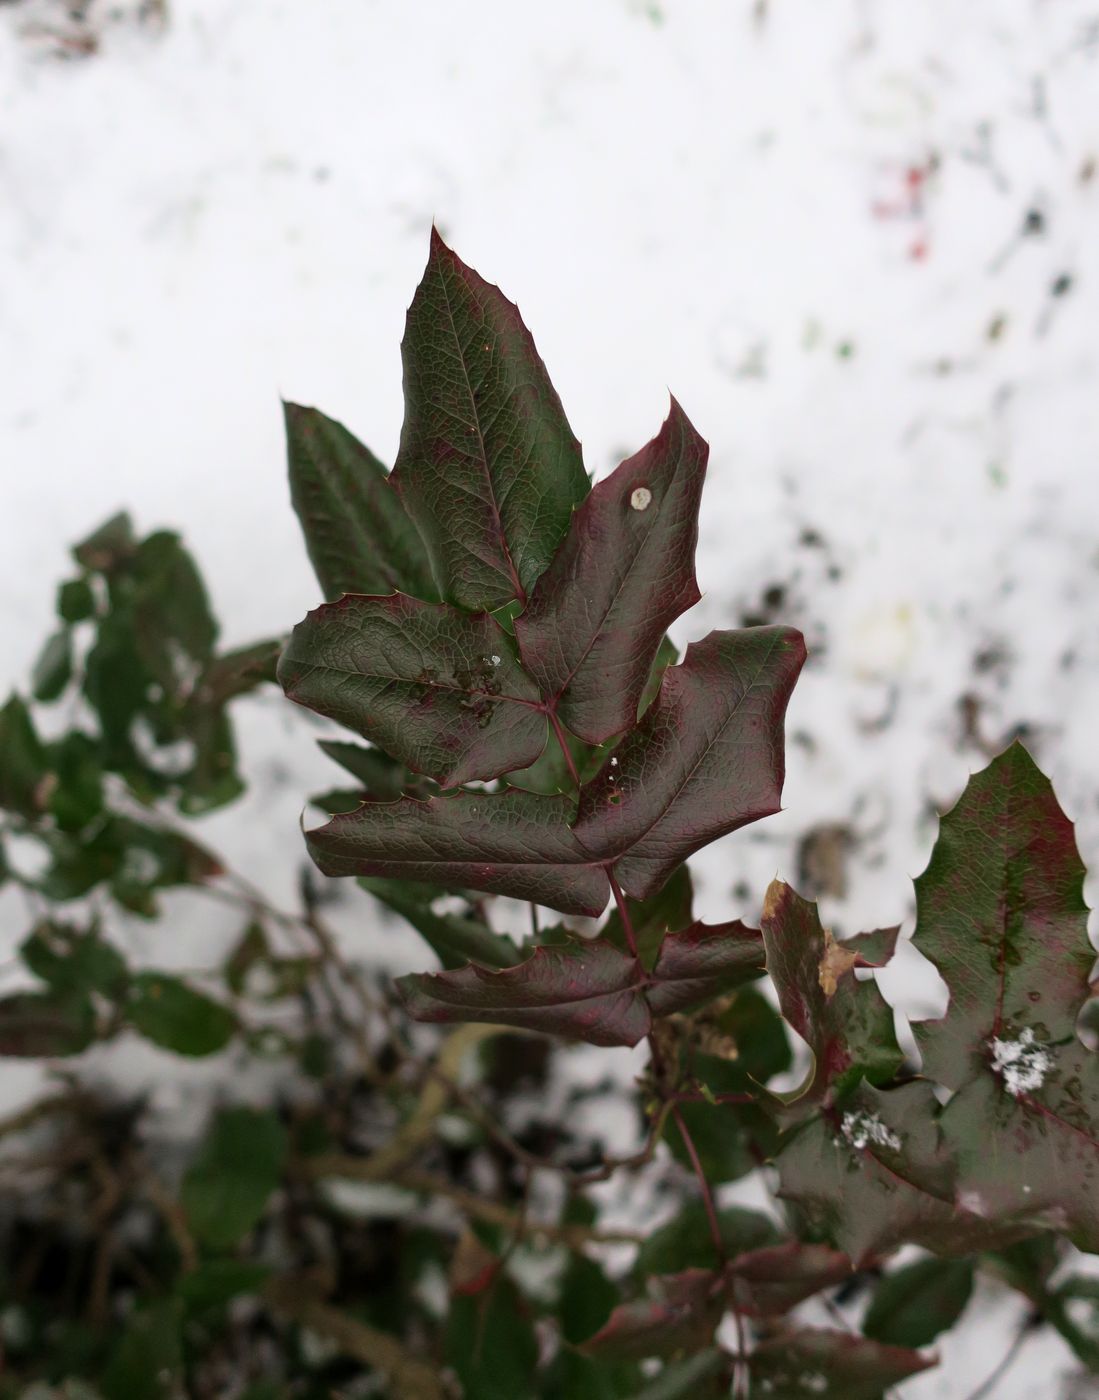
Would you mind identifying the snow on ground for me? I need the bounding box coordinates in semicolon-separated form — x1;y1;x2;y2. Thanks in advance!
3;1;1099;1393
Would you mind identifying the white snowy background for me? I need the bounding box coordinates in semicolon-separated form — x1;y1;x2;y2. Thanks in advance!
3;1;1099;1394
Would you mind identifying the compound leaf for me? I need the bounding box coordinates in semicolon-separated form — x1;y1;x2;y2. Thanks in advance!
279;593;546;785
391;229;589;610
515;399;706;743
285;401;438;602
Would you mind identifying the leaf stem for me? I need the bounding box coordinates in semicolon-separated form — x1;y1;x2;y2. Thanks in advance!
670;1103;725;1264
608;870;641;961
546;705;580;788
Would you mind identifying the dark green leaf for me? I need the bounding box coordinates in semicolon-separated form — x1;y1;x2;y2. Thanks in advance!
45;731;104;830
181;1107;286;1248
391;229;589;610
285;401;438;602
20;921;128;998
638;1203;781;1276
912;742;1094;1092
748;1328;933;1399
31;629;72;702
361;876;520;968
761;880;901;1107
58;575;96;622
73;510;136;572
559;1253;619;1345
0;990;95;1057
177;1258;271;1312
445;1275;538;1400
515;398;706;743
573;627;806;900
0;694;49;817
101;1299;182;1400
279;593;546;785
863;1256;974;1348
128;974;236;1056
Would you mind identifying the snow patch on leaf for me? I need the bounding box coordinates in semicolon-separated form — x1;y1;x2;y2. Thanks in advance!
840;1109;901;1153
989;1027;1053;1097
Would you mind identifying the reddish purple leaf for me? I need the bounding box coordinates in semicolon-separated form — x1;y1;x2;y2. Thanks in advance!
645;919;765;1015
390;229;589;610
726;1241;852;1318
761;880;901;1106
572;627;805;900
749;1328;934;1399
397;938;648;1048
305;788;610;917
278;593;546;785
515;398;707;743
580;1269;723;1361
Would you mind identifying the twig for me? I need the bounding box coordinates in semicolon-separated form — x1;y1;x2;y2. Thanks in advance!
964;1314;1033;1400
263;1279;448;1400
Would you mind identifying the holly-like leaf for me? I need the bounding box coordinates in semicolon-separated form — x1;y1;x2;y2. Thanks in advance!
285;401;438;602
905;744;1099;1248
361;876;520;969
278;593;546;785
774;1081;1000;1265
862;1256;974;1348
391;229;589;610
580;1270;724;1361
306;787;610;916
748;1329;933;1399
761;880;901;1106
938;1042;1099;1251
398;938;648;1047
515;399;706;743
726;1241;852;1318
572;627;806;900
912;741;1095;1092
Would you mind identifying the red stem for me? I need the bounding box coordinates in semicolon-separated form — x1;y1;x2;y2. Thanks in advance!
608;871;640;961
546;706;580;787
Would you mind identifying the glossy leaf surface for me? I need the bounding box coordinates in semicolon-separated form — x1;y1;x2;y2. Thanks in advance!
515;399;706;742
279;592;546;784
391;229;588;609
912;742;1094;1092
285;402;438;602
573;627;805;899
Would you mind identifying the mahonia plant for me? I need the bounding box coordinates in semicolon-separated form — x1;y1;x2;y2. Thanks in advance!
278;230;1099;1396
